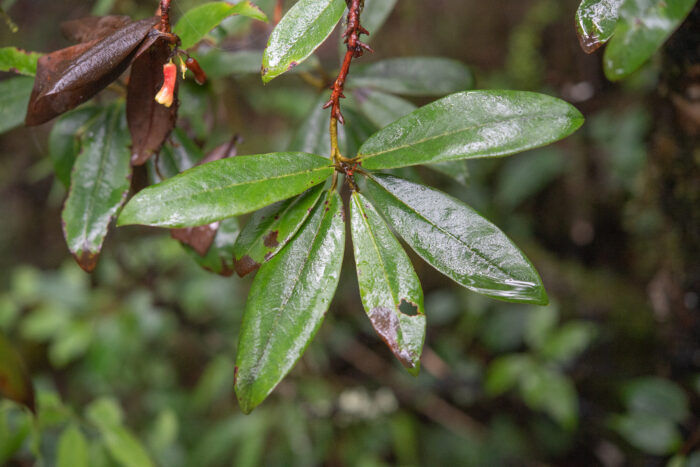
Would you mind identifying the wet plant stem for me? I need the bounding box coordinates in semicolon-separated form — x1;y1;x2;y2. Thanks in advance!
324;0;372;185
159;0;172;32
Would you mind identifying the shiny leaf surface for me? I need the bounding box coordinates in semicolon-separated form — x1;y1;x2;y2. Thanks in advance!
235;191;345;413
60;15;132;44
0;77;34;134
349;57;474;96
0;47;40;75
127;38;178;166
575;0;623;53
358;91;584;170
49;106;101;187
25;17;158;126
118;152;333;228
350;192;425;373
603;0;696;81
0;333;35;412
174;1;268;50
261;0;345;83
62;103;132;272
365;174;548;304
353;88;417;129
233;184;325;277
57;425;89;467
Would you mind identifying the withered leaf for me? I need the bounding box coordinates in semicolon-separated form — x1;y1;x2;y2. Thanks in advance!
127;37;178;166
25;17;159;126
61;15;132;44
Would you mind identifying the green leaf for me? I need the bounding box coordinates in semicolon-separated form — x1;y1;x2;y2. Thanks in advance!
62;103;131;272
196;49;264;78
149;128;205;182
0;333;35;412
174;1;268;50
100;425;155;467
539;321;597;363
603;0;696;81
365;174;548;304
261;0;345;83
49;107;101;187
520;366;578;430
0;76;34;134
349;57;474;96
57;425;89;467
622;377;689;423
610;413;682;455
233;184;325;277
185;217;241;276
425;160;470;186
0;47;40;76
350;192;425;374
353;88;417;129
485;354;533;396
118;152;333;228
235;191;345;413
575;0;623;53
359;90;584;170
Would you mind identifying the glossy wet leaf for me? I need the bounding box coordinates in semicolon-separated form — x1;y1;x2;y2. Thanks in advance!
57;425;89;467
0;77;34;134
0;47;40;75
174;1;268;50
349;57;474;96
49;107;101;187
184;217;241;276
603;0;696;81
127;38;178;166
365;174;548;304
118;152;333;228
261;0;345;83
575;0;623;53
350;192;425;373
233;184;325;277
25;17;159;126
0;334;35;412
60;15;132;44
358;91;584;170
62;103;131;272
235;191;345;413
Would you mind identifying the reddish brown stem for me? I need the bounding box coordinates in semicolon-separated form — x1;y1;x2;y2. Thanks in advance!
159;0;172;33
274;0;284;25
323;0;372;127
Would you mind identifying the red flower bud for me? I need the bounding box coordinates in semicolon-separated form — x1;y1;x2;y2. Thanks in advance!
185;57;207;85
155;61;177;107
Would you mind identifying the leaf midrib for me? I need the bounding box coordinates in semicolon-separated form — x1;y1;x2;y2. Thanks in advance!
370;177;517;282
360;109;571;160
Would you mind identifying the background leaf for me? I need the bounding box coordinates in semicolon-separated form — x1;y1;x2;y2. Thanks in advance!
174;1;268;50
49;107;101;187
359;90;584;170
575;0;623;53
603;0;696;81
0;47;40;75
0;334;35;412
261;0;345;82
349;57;474;96
235;191;345;413
0;77;34;134
350;192;425;374
365;174;548;304
118;152;333;228
57;425;89;467
183;217;241;276
62;103;131;272
233;184;325;277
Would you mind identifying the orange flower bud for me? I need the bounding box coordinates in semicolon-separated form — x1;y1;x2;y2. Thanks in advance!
155;61;177;108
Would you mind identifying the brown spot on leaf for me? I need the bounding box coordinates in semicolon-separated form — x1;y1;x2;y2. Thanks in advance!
171;222;218;256
287;61;298;71
577;33;603;54
263;230;280;248
75;250;99;273
368;306;416;369
234;255;260;277
233;365;239;386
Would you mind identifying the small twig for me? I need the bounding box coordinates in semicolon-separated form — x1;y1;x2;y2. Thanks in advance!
274;0;284;25
324;0;372;167
159;0;172;33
